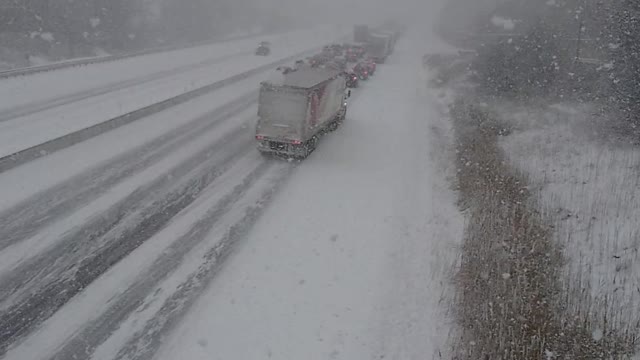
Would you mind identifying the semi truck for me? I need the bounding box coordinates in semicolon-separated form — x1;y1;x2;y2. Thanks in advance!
256;68;349;158
377;30;397;51
354;25;370;43
366;32;393;63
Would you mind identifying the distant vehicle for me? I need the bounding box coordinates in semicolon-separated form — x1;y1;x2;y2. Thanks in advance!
255;41;271;56
366;33;392;63
353;63;369;80
276;66;295;74
345;52;359;63
353;45;366;57
363;58;377;75
376;30;397;51
343;71;359;88
256;68;350;158
344;43;366;62
354;25;370;43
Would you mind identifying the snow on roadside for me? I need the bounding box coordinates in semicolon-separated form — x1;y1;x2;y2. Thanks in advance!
499;102;640;341
154;33;463;360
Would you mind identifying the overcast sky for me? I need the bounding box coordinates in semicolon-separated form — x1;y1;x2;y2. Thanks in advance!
244;0;448;25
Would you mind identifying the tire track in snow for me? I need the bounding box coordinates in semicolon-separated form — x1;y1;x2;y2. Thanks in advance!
0;92;257;253
49;160;291;360
0;124;255;355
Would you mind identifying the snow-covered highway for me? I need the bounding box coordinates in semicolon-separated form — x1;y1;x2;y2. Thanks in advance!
0;26;344;162
0;27;462;360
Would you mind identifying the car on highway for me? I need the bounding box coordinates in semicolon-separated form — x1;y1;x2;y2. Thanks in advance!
255;41;271;56
363;57;377;75
352;62;370;80
342;70;359;88
344;43;366;62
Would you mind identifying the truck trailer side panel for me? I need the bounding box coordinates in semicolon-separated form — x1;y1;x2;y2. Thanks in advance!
367;32;393;63
303;77;346;139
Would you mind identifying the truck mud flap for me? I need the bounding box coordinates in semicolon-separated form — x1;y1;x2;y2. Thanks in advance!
269;141;287;152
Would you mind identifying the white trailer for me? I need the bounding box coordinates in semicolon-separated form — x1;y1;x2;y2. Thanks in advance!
367;33;393;63
256;68;349;158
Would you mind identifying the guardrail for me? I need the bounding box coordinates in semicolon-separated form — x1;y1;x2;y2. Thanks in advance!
0;30;281;80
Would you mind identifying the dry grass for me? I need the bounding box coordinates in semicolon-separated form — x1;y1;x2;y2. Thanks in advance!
499;102;640;358
451;99;560;359
448;98;638;359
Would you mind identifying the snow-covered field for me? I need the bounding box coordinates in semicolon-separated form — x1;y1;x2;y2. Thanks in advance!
500;102;640;345
0;29;463;360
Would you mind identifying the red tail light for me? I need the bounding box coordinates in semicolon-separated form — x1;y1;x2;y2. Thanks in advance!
256;135;264;140
292;140;302;145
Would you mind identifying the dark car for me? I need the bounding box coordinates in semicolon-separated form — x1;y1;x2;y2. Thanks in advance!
342;71;359;88
255;41;271;56
345;44;365;61
363;58;376;75
345;47;359;62
352;45;366;57
353;63;370;80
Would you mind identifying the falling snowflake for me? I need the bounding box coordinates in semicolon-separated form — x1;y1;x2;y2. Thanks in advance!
90;17;101;28
40;32;55;42
592;328;604;341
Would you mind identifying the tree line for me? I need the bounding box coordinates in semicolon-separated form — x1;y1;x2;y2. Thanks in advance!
0;0;280;57
440;0;640;124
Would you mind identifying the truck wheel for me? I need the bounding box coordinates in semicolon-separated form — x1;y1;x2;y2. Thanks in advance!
340;107;347;121
304;137;317;158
